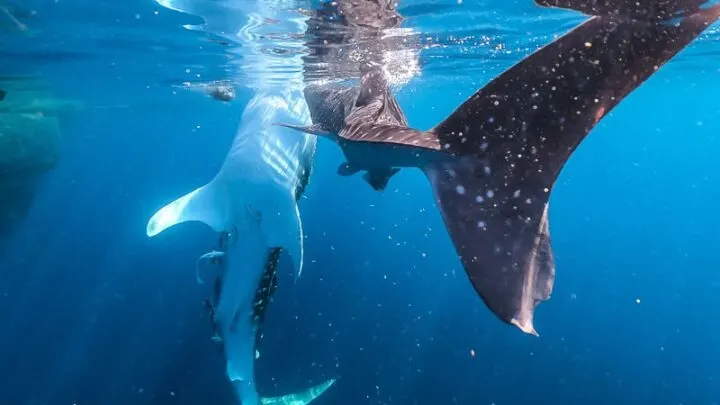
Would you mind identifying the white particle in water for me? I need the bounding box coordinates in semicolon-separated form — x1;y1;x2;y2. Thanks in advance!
456;185;466;195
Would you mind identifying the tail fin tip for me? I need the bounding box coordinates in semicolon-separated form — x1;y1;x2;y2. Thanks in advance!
423;161;556;334
259;378;337;405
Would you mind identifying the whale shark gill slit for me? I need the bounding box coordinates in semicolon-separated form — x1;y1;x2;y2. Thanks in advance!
252;247;281;344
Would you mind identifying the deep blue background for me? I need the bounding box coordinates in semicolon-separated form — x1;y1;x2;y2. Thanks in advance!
1;1;720;404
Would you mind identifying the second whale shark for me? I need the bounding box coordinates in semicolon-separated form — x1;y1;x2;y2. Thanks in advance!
280;0;720;335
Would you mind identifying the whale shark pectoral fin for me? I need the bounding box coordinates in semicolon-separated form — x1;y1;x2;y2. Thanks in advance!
260;378;337;405
146;181;230;237
273;122;333;138
362;168;400;191
195;250;225;285
259;194;304;279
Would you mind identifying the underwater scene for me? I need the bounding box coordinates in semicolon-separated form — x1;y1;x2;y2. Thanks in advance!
1;0;720;404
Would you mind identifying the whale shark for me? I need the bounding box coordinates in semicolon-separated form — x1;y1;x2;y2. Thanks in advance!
279;0;720;336
146;1;335;404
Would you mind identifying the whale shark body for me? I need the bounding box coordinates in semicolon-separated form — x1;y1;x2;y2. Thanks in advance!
281;0;720;335
146;1;335;404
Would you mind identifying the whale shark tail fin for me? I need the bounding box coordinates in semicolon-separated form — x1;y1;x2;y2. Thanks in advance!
418;3;720;335
146;181;231;237
260;378;337;405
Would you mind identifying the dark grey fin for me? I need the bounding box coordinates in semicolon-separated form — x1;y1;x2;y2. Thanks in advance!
336;64;436;148
422;5;720;335
0;90;5;102
536;0;706;20
362;168;400;191
337;162;359;176
353;62;409;127
274;123;334;138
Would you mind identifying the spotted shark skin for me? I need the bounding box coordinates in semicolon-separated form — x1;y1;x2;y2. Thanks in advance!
280;0;720;335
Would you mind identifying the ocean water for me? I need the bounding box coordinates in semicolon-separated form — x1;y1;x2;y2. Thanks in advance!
1;0;720;405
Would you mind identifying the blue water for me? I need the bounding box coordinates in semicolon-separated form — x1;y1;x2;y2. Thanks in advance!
2;0;720;404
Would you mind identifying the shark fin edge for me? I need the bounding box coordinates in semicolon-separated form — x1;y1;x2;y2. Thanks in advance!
274;123;333;138
362;168;400;191
195;250;225;285
534;0;707;20
260;378;337;405
259;194;304;280
146;182;231;237
422;161;555;336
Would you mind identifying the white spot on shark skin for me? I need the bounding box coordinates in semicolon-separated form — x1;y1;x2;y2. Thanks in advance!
484;166;491;175
480;142;489;152
486;190;494;199
475;195;484;203
477;221;487;230
456;185;466;195
513;189;521;198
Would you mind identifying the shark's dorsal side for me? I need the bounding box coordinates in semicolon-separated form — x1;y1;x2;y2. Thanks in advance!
281;0;720;335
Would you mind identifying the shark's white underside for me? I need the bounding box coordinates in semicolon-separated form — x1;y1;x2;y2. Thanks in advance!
147;2;332;404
